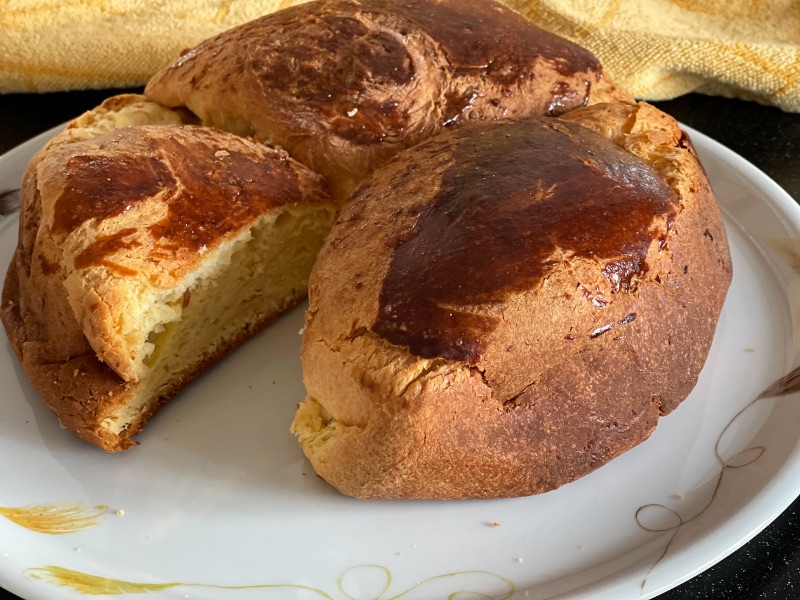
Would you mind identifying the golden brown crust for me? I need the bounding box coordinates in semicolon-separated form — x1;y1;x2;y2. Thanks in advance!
292;102;732;499
145;0;633;202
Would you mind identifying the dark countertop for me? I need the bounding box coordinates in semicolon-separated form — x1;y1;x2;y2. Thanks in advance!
0;89;798;600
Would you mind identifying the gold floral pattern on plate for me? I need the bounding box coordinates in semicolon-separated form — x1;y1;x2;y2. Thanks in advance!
0;502;107;534
26;564;516;599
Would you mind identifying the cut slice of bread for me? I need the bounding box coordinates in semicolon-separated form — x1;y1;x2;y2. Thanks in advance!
1;95;335;450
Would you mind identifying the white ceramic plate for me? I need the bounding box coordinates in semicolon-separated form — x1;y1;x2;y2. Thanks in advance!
0;124;798;600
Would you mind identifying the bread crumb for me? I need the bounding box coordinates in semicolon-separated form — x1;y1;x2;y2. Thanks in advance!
745;347;756;352
490;521;500;527
214;150;230;158
298;326;306;335
115;509;125;516
347;108;358;117
73;369;79;377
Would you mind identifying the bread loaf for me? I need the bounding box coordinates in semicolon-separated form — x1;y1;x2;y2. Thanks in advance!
2;0;730;480
145;0;631;202
291;101;732;499
1;95;335;451
3;0;636;452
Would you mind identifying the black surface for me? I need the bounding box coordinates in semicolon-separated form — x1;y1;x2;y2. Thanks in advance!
0;89;798;600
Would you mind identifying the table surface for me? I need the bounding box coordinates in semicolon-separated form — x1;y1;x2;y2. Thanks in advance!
0;89;798;600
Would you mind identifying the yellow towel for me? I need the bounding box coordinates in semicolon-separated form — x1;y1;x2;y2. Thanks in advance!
505;0;800;112
0;0;798;112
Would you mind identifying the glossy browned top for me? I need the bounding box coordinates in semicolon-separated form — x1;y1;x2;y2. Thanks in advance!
53;125;308;270
371;118;678;363
238;0;600;143
53;155;174;236
248;6;415;145
146;134;304;252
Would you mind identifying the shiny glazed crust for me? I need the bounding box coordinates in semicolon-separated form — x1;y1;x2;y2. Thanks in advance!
145;0;632;202
292;102;732;499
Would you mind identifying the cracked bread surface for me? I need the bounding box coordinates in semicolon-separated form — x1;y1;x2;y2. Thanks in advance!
292;102;732;499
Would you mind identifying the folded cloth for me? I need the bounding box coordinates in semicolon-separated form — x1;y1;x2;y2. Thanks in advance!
0;0;798;112
0;0;294;92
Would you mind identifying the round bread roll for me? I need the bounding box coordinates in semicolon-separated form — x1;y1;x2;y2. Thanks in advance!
1;95;335;451
145;0;631;203
292;101;732;499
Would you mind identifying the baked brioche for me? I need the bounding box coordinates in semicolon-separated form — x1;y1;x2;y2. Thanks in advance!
3;0;730;489
145;0;632;202
2;0;635;453
1;95;335;451
292;102;732;499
